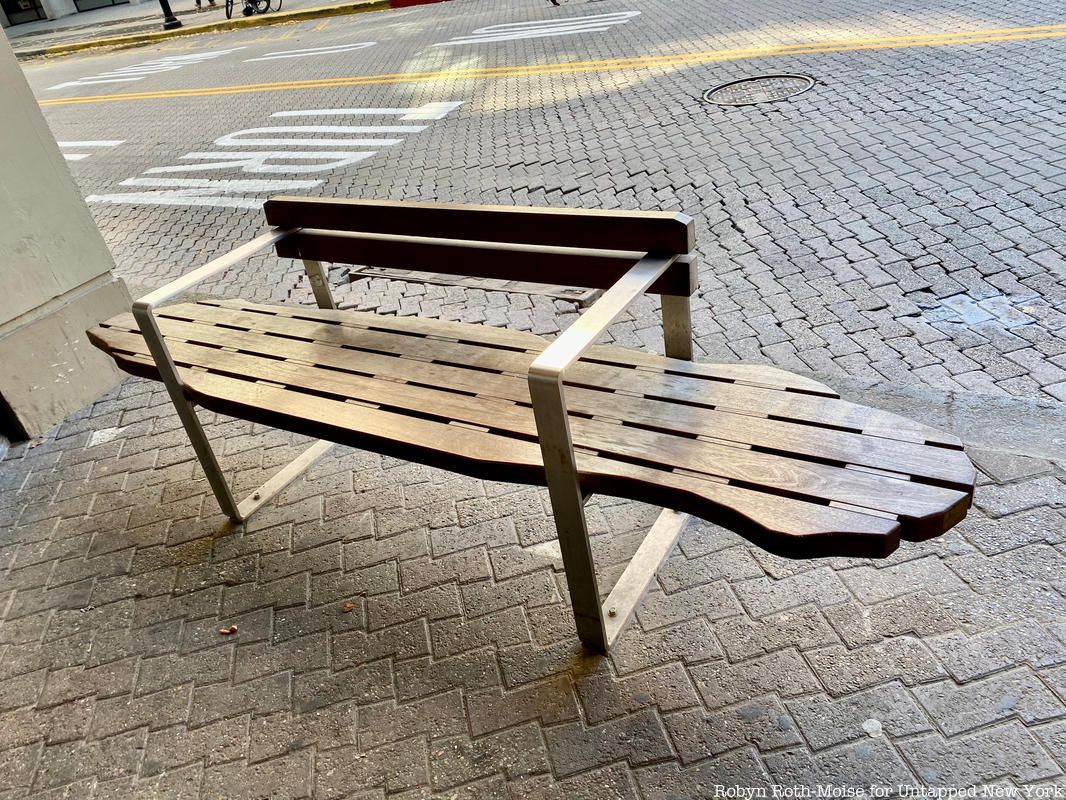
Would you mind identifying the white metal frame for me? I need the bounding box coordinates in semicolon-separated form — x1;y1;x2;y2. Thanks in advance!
135;233;693;651
132;228;335;523
528;253;693;652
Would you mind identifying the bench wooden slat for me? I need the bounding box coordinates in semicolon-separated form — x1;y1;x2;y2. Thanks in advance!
274;230;698;296
264;196;696;254
90;303;974;542
98;307;967;486
212;298;837;395
93;317;973;493
150;302;961;448
93;325;970;524
113;358;905;557
98;307;970;480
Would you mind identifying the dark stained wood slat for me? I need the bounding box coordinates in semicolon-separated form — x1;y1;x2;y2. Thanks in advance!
213;298;839;396
114;361;905;558
93;313;976;486
160;301;963;448
583;345;838;397
96;310;973;488
264;196;696;255
274;230;697;297
90;314;973;539
95;320;976;494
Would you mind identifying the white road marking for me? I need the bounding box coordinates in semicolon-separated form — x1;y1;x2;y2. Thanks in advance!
58;139;125;162
272;101;465;121
87;102;465;208
89;178;325;208
48;48;244;91
56;140;125;147
213;125;424;148
121;177;324;190
86;191;269;209
434;11;640;46
243;41;376;62
144;151;379;174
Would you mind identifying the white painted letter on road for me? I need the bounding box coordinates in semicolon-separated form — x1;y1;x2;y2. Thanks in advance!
86;102;465;208
434;11;640;47
48;48;244;91
244;42;376;62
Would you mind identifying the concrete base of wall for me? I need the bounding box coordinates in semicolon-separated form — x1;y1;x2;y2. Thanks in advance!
0;277;131;440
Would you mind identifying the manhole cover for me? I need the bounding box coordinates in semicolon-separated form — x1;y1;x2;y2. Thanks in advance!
702;74;815;106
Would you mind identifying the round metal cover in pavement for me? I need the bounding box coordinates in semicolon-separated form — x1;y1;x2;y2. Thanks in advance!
702;74;815;106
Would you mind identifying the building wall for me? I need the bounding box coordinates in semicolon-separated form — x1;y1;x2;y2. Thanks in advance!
0;34;131;439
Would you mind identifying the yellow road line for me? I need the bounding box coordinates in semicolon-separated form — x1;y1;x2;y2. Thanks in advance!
39;21;1066;106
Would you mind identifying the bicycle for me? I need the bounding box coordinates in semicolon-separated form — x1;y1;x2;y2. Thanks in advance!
225;0;281;19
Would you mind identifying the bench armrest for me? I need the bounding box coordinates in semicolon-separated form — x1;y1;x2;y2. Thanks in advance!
526;253;678;505
528;253;678;382
127;227;294;521
134;228;293;312
131;228;293;391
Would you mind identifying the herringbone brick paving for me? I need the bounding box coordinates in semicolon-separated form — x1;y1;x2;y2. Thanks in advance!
0;372;1064;795
5;0;1066;794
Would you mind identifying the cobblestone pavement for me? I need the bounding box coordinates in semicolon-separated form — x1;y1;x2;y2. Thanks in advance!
3;0;1066;794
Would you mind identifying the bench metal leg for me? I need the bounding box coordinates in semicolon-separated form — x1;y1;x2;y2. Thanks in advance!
303;259;337;310
135;255;338;525
528;285;696;652
195;262;337;522
530;378;693;652
182;402;333;524
662;294;693;361
529;375;609;652
602;509;691;647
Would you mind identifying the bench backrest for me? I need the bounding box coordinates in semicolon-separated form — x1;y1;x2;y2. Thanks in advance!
263;197;698;297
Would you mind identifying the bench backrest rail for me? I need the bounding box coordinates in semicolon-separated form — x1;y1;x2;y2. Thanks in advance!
264;196;699;297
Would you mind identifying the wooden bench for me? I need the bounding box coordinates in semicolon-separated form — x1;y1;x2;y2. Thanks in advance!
88;197;976;652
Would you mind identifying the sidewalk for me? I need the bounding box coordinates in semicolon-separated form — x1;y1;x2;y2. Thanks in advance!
1;271;1064;793
5;0;443;58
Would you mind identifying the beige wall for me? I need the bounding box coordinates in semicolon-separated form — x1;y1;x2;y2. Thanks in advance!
0;33;131;439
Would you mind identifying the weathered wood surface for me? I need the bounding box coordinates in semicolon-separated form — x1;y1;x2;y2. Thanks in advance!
275;230;698;297
265;196;698;296
264;196;696;253
89;300;975;558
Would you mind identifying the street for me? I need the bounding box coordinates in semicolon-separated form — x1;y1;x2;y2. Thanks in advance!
20;0;1066;403
2;0;1066;793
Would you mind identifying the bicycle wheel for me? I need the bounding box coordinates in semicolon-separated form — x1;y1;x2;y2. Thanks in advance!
225;0;233;18
248;0;269;13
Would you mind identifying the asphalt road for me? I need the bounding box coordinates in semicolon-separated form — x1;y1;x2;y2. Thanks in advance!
17;0;1066;403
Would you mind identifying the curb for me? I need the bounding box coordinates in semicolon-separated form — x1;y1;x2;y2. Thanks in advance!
15;0;447;58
